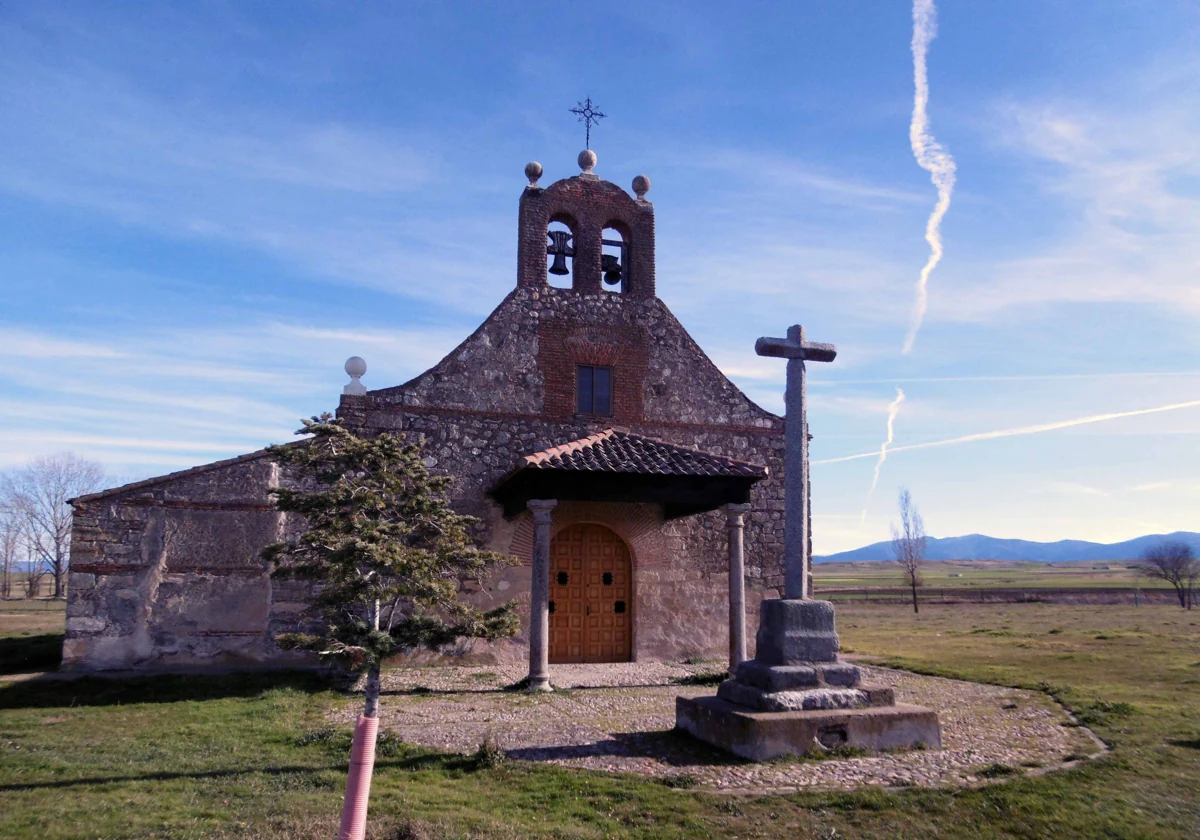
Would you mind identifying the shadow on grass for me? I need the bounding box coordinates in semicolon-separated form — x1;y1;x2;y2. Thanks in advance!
382;681;715;698
0;633;63;675
0;763;334;792
506;727;747;769
1;751;483;793
0;670;333;710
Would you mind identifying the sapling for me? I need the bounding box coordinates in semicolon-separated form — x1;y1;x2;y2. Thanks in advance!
263;415;518;839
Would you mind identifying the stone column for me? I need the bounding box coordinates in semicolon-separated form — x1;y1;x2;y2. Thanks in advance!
725;503;751;670
756;324;836;601
784;341;809;600
526;499;557;692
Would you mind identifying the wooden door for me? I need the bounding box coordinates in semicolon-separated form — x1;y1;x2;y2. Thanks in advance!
548;523;632;663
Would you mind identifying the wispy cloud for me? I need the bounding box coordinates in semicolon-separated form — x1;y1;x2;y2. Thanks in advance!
685;149;928;209
812;371;1200;386
861;388;906;523
815;398;1200;465
904;0;956;353
1128;480;1200;494
0;319;468;475
932;100;1200;321
1037;481;1111;498
0;53;521;315
0;329;127;359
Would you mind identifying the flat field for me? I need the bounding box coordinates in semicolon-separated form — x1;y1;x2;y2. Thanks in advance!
1;601;1197;838
814;559;1171;592
0;599;65;674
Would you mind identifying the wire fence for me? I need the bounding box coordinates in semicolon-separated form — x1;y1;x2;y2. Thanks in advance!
816;586;1182;606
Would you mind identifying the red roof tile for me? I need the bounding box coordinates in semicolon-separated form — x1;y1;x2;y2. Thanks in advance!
521;429;768;479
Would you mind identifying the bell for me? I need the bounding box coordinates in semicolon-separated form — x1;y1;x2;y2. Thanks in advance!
547;230;574;276
602;254;622;285
549;252;570;276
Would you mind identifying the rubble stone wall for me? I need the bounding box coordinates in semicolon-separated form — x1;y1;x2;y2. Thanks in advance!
340;284;787;664
65;172;791;671
63;454;321;671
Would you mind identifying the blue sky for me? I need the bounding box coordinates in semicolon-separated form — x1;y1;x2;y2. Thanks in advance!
1;1;1198;553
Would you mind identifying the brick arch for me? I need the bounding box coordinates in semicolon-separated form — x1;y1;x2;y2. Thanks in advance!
601;218;632;240
545;214;578;289
600;219;633;296
507;501;666;660
548;210;580;230
517;175;655;298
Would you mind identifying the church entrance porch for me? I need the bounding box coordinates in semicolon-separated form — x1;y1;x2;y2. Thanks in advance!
549;523;632;664
489;428;770;691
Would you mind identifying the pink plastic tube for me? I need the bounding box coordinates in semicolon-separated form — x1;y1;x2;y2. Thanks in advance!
338;715;380;840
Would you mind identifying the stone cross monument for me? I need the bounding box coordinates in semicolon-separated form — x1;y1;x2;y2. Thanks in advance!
754;324;836;599
675;322;942;761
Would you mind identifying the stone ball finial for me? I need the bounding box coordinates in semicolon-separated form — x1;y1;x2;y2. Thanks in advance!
343;356;367;396
632;174;651;199
524;161;543;186
578;149;597;175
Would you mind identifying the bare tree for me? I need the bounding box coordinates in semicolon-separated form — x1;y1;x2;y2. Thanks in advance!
0;510;21;599
1136;541;1198;610
891;487;926;614
1;453;106;599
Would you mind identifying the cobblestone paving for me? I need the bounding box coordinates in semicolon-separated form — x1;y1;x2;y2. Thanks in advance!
339;661;1102;792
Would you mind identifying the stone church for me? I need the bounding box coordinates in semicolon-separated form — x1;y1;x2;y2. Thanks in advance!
64;151;796;672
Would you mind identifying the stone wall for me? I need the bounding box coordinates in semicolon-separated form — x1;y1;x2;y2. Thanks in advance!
339;282;788;664
63;452;321;671
64;168;790;671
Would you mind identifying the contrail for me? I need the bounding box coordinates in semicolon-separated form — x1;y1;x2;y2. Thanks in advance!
904;0;956;355
860;388;906;524
815;398;1200;465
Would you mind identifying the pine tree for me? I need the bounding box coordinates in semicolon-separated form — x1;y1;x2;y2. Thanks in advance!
262;414;519;836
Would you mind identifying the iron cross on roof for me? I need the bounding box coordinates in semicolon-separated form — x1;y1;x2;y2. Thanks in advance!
570;97;606;149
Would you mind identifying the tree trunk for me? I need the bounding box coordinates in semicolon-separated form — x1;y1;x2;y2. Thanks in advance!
338;599;383;840
910;577;919;614
364;664;381;718
53;553;64;600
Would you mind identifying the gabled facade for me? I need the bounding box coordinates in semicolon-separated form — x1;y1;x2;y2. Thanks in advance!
64;153;790;671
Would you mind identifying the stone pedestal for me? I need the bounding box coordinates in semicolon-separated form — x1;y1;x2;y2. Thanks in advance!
675;697;941;761
676;598;941;760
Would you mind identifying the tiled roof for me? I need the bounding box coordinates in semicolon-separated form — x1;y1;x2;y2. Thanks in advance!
520;429;768;479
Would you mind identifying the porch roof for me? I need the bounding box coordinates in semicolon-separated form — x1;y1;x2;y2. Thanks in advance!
489;429;768;519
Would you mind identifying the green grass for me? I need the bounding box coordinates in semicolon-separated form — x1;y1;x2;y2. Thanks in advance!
0;598;66;636
1;601;1198;837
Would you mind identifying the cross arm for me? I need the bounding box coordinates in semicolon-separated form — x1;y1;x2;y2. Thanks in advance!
755;336;838;363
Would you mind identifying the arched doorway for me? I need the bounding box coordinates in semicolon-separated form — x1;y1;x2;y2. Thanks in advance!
548;523;632;663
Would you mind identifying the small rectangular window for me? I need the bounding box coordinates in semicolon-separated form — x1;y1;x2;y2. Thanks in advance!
577;365;613;415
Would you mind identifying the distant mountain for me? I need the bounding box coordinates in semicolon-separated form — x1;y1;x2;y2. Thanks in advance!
814;531;1200;563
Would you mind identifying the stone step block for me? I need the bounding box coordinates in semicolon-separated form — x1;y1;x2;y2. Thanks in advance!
734;660;862;691
676;695;942;761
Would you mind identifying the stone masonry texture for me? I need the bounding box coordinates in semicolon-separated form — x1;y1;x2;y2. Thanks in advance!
64;169;788;670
